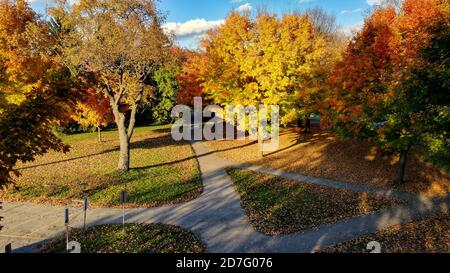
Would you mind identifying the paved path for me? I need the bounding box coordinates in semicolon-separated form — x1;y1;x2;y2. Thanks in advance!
228;162;416;200
1;141;449;253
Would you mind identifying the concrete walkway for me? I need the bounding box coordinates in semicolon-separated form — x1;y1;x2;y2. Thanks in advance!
228;162;416;200
1;141;449;253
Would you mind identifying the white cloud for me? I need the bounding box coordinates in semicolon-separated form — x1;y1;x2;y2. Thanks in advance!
366;0;383;6
340;8;363;15
163;18;224;39
235;3;252;13
342;21;364;36
230;0;244;3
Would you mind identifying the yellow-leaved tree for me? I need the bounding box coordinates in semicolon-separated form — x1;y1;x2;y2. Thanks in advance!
199;10;338;154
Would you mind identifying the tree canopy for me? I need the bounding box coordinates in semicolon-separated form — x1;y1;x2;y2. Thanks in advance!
51;0;170;171
323;0;450;184
0;0;77;188
200;11;341;126
0;0;448;189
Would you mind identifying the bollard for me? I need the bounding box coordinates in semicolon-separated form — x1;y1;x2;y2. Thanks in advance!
120;190;127;232
83;196;88;231
64;208;69;250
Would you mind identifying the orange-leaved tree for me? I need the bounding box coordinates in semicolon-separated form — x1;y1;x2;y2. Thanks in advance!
324;6;399;131
0;0;77;188
324;0;450;184
71;88;114;142
177;51;209;106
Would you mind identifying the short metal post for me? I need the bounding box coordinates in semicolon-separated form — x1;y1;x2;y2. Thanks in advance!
64;208;69;250
120;190;127;233
83;196;88;231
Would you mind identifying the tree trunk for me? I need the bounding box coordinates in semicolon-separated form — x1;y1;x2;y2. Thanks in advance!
297;118;303;129
105;86;142;173
395;148;410;185
258;136;264;158
304;117;311;133
110;102;130;172
97;127;102;142
117;120;130;171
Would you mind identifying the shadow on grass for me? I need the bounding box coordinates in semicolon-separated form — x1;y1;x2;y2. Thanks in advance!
15;147;120;171
243;128;450;196
132;139;257;171
16;124;255;174
15;134;180;171
10;164;450;253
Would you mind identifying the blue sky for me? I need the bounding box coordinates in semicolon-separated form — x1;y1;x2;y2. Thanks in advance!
29;0;383;49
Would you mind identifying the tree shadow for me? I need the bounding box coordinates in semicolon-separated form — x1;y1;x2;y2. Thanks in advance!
15;147;120;171
9;168;449;253
264;130;325;157
15;120;259;174
246;128;450;196
14;134;182;171
131;140;256;171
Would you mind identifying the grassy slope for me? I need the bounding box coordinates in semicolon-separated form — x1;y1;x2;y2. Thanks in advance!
1;125;202;207
228;168;405;236
41;223;206;253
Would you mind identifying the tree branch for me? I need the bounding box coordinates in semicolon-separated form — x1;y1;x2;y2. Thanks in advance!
115;71;125;105
127;87;144;141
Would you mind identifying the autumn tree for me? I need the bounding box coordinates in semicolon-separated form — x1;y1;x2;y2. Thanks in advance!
52;0;170;171
368;0;404;10
0;0;76;187
71;88;114;142
177;51;208;106
200;11;332;153
324;0;449;184
324;6;399;132
382;0;450;183
302;8;346;131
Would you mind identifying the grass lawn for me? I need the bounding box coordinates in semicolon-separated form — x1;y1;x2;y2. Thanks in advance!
207;127;450;196
322;213;450;253
0;125;202;207
41;223;206;253
227;168;405;236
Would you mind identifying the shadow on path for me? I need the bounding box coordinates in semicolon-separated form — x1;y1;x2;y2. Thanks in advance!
4;140;450;253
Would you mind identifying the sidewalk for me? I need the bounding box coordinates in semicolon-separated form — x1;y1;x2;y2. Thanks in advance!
1;141;448;253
